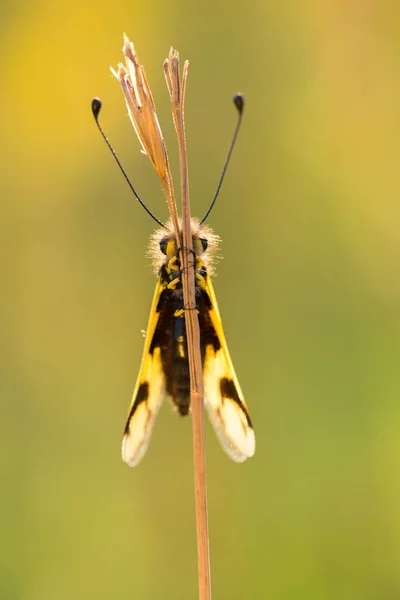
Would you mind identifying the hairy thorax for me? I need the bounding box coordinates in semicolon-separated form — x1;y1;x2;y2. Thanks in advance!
148;218;220;296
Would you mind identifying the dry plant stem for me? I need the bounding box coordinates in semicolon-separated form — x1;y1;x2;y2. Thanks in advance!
113;36;211;598
165;50;211;600
161;169;180;244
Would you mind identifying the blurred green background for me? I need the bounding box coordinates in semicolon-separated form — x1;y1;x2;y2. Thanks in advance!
2;1;400;598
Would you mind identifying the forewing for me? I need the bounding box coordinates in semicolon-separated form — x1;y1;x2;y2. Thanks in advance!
203;278;255;462
122;279;167;467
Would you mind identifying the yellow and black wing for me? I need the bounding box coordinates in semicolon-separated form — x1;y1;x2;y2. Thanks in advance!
122;271;255;465
203;277;255;462
122;278;167;467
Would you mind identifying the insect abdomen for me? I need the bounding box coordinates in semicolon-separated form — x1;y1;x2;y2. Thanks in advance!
171;316;190;415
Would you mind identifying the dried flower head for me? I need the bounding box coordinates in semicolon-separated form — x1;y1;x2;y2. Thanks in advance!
111;34;168;180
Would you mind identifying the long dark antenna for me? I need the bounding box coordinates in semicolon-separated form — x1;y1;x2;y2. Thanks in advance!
91;98;165;228
200;94;244;224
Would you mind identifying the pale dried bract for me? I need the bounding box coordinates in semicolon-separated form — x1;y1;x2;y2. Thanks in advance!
111;34;167;180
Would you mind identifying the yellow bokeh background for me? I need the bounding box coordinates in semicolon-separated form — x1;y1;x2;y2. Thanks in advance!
2;1;400;598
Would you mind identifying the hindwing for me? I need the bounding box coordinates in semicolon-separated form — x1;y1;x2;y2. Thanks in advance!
122;279;167;467
202;277;255;462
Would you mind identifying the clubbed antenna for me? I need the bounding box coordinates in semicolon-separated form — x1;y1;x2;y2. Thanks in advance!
91;97;165;227
201;94;244;223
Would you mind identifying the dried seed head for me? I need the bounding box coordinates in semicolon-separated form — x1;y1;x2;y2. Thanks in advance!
111;34;168;180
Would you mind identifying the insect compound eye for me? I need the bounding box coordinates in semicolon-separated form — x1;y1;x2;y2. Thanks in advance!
200;238;208;252
159;239;168;255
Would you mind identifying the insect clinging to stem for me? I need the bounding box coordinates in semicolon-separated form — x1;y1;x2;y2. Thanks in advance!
92;37;255;467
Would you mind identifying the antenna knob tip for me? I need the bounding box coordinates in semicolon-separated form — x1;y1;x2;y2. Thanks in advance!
91;97;102;119
233;93;244;113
